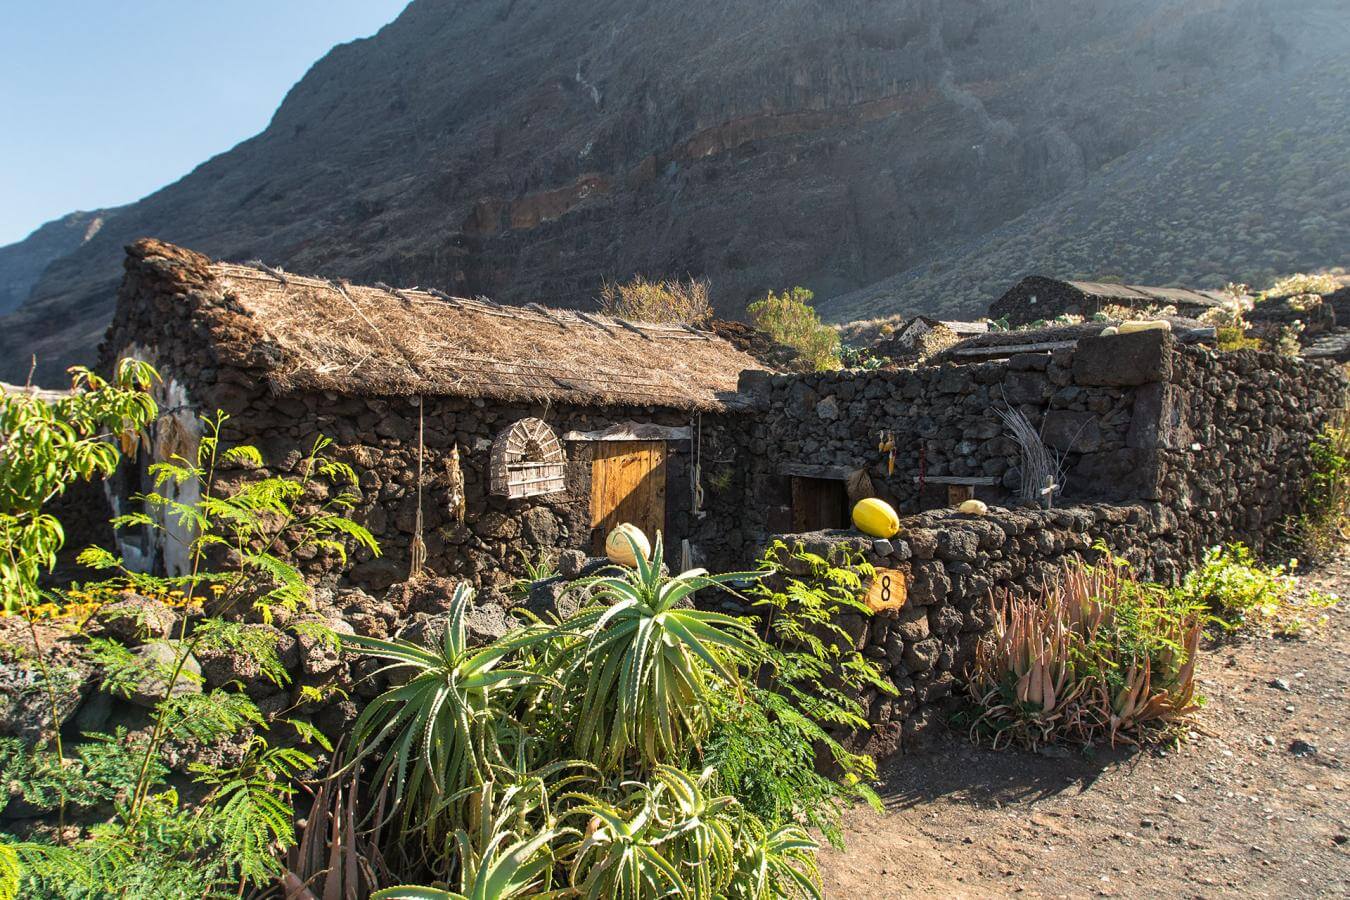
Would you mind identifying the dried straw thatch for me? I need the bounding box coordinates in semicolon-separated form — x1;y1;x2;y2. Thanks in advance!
135;244;766;411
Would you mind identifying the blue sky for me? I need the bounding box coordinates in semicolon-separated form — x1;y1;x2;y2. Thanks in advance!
0;0;410;245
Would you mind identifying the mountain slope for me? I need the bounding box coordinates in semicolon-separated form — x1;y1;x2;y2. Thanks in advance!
0;209;113;316
819;51;1350;323
3;0;1346;383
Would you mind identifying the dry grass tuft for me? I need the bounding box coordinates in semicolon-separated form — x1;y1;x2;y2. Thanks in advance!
599;275;713;325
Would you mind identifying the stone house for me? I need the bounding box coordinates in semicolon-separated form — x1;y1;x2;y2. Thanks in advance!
990;276;1230;327
98;239;763;593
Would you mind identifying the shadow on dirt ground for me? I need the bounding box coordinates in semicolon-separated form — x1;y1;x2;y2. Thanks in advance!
822;558;1350;898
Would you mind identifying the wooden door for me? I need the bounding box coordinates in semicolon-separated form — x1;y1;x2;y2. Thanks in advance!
590;441;667;553
791;476;849;532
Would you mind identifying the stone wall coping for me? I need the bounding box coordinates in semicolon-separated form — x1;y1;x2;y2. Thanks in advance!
761;502;1153;564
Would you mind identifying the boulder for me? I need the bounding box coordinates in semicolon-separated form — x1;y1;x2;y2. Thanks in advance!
128;640;202;708
0;659;89;742
1073;330;1173;386
293;617;355;676
1041;409;1102;453
93;592;179;644
521;507;561;546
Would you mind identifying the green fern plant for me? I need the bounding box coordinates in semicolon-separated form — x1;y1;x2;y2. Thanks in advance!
699;540;888;846
0;401;376;898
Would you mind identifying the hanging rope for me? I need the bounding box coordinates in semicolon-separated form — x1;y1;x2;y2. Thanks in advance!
691;413;704;516
409;397;428;579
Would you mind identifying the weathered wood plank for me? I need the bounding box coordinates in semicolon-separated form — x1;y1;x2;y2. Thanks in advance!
590;441;667;553
914;475;999;485
780;462;859;481
950;340;1078;358
565;422;691;442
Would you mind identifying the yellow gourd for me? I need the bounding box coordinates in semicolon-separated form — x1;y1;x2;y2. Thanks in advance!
1118;319;1171;334
958;499;988;516
605;523;651;567
852;498;900;538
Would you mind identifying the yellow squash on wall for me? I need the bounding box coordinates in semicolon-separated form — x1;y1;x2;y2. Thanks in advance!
852;498;900;538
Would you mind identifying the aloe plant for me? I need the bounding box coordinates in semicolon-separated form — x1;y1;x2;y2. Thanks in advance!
560;766;730;899
555;532;761;768
345;584;551;847
969;554;1204;748
730;817;823;900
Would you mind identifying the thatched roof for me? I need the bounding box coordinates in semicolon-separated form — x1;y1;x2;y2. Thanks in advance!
0;381;68;403
120;241;765;411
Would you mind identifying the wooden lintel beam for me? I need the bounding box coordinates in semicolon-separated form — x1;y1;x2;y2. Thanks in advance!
780;462;861;481
563;421;693;442
914;475;999;485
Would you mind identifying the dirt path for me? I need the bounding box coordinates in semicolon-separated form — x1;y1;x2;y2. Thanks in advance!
822;558;1350;899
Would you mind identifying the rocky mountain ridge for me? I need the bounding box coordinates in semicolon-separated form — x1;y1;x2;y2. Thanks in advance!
0;209;113;317
3;0;1347;383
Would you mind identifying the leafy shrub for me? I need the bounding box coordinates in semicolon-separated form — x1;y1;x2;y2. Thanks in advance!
1;391;378;897
1;359;157;614
1174;543;1337;635
968;552;1203;749
702;541;887;847
747;287;841;372
1299;414;1350;560
599;275;712;325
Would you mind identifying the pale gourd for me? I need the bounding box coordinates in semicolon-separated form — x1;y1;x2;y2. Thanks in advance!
605;523;651;567
1118;319;1171;334
852;498;900;538
958;499;988;516
1099;326;1119;337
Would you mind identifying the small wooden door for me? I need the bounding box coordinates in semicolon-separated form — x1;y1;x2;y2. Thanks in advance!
590;441;667;553
791;476;849;532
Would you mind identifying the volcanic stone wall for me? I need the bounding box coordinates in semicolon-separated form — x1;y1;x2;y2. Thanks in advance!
738;330;1180;529
739;331;1345;539
1153;344;1347;561
765;503;1178;757
207;391;746;596
748;332;1345;753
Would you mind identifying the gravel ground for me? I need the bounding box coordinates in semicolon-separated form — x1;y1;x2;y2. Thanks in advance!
822;557;1350;898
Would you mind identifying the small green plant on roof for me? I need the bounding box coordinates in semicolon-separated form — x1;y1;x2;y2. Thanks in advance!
1263;272;1337;303
599;274;713;325
839;343;882;371
967;549;1204;750
507;547;557;600
1172;543;1338;636
748;286;841;372
1201;283;1260;351
1;383;378;897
